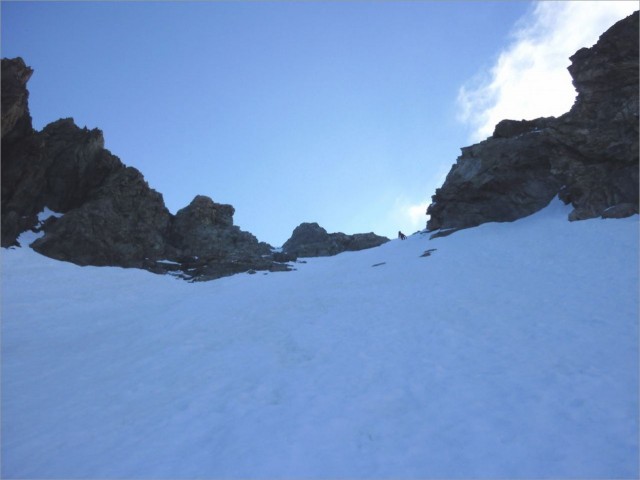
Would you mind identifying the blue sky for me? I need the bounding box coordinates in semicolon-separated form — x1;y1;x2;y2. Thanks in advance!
2;1;636;246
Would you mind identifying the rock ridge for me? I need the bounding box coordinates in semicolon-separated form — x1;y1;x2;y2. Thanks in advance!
281;222;389;258
426;11;639;236
0;57;283;280
1;57;388;280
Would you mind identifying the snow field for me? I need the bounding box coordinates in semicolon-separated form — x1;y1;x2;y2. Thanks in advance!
1;199;638;478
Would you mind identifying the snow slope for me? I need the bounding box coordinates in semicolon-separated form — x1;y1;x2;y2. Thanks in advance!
2;199;638;478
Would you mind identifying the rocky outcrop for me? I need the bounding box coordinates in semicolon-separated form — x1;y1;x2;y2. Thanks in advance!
0;57;291;280
1;55;390;280
165;195;276;281
427;11;639;236
39;119;124;212
1;58;46;246
1;57;33;141
2;59;132;249
282;222;389;257
31;165;172;268
1;67;175;267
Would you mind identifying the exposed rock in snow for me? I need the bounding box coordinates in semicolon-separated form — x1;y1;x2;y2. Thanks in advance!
427;11;639;234
0;57;389;279
282;222;389;258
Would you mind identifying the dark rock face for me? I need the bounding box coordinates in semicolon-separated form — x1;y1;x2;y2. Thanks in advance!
427;11;639;235
0;57;291;281
1;57;33;142
555;12;639;221
282;222;389;257
1;61;175;265
1;58;45;246
166;195;276;281
1;56;388;280
40;118;124;212
32;166;172;268
426;127;563;233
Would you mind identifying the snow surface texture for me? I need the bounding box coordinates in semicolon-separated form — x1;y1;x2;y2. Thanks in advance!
2;199;638;478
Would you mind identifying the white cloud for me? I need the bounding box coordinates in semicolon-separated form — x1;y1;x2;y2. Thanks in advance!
392;164;450;235
391;197;431;235
407;202;429;226
457;1;638;142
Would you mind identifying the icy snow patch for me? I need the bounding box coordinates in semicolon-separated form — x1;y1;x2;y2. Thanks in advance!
14;207;64;247
37;207;63;222
155;259;181;265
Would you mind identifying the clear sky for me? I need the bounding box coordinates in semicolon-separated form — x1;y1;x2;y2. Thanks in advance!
2;1;636;246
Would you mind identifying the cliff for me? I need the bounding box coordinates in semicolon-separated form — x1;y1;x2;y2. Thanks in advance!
0;58;282;280
427;11;639;236
1;58;390;280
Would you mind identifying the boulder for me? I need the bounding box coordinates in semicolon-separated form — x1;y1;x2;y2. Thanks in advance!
282;223;336;257
282;222;389;257
166;195;276;280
